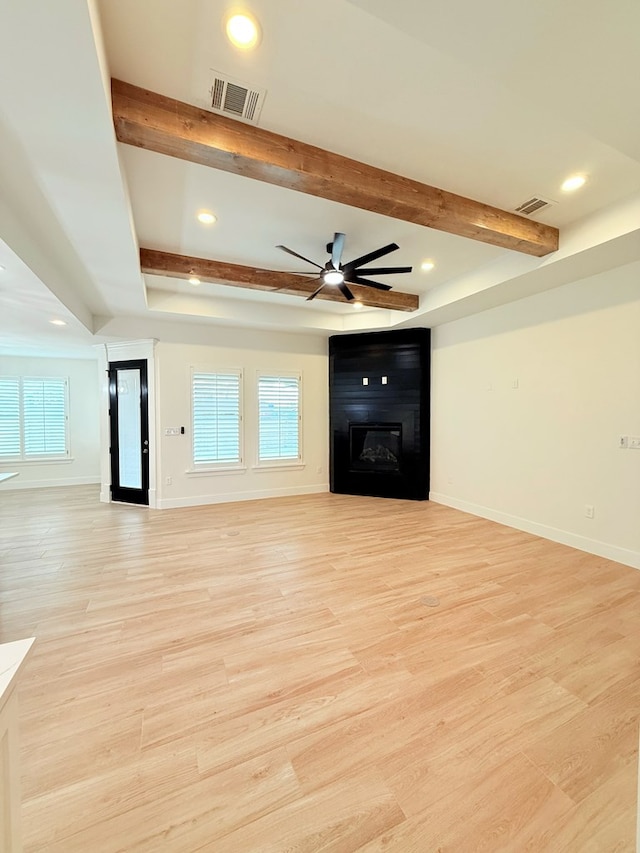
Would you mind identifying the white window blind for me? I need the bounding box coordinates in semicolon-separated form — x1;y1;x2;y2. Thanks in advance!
0;377;21;458
258;374;300;462
0;376;69;460
192;371;241;465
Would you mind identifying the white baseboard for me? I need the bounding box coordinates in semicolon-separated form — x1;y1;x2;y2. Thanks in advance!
637;734;640;853
429;492;640;571
156;482;329;510
3;476;100;491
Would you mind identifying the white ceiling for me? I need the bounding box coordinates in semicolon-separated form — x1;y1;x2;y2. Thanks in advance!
0;0;639;357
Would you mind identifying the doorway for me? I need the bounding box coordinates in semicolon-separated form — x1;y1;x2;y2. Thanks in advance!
108;359;149;505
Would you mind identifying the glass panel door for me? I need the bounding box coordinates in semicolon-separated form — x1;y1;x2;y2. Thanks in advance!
108;359;149;505
116;369;142;488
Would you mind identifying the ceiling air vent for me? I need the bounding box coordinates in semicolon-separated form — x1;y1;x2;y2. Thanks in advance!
207;71;266;124
514;196;556;216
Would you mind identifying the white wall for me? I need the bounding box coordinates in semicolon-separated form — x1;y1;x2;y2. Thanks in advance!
0;355;100;489
430;260;640;569
153;328;329;508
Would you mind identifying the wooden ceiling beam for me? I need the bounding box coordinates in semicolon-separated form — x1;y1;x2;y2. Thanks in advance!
112;80;559;258
140;248;419;312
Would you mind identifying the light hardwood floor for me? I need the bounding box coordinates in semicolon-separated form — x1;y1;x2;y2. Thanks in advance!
1;485;639;852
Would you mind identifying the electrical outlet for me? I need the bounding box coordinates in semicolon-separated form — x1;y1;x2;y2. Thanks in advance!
629;436;640;449
619;435;629;448
165;476;172;485
584;504;594;519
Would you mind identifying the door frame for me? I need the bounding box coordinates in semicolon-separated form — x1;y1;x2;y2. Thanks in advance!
97;339;157;508
108;358;149;505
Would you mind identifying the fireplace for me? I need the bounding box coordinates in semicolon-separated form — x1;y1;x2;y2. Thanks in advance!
329;328;430;501
349;423;402;472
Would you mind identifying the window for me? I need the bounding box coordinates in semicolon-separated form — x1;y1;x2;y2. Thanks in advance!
0;376;69;461
258;373;301;463
191;369;242;467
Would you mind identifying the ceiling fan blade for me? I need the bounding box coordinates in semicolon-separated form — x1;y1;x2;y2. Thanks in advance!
349;275;392;291
343;242;399;271
306;281;326;301
273;269;319;276
331;232;345;269
355;266;412;276
338;282;355;301
276;245;324;270
273;275;322;293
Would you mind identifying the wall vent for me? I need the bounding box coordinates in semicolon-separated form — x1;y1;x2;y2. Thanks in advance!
514;196;556;216
207;71;266;124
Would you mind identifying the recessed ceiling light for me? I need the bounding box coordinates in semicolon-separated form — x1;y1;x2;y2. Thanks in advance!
420;260;435;272
225;12;261;50
188;277;201;286
50;319;67;326
561;174;587;192
197;211;217;225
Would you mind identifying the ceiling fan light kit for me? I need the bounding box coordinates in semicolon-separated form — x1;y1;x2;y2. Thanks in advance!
276;232;413;304
323;270;344;286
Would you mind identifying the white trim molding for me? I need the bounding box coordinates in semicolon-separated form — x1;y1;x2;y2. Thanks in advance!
1;475;100;490
430;492;640;571
157;482;328;510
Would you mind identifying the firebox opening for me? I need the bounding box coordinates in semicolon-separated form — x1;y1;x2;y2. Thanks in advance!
349;423;402;472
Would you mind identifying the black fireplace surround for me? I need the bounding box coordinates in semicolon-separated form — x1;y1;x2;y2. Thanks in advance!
329;328;430;500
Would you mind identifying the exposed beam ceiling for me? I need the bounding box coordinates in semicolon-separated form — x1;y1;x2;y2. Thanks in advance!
140;249;420;312
113;80;559;258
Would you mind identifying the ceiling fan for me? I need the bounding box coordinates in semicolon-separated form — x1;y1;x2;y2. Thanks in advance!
276;232;412;302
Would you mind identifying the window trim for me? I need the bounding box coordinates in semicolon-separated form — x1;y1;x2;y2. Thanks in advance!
189;366;244;472
0;375;70;463
255;370;303;469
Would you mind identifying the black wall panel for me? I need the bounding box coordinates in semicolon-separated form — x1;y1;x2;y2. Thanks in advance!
329;328;431;500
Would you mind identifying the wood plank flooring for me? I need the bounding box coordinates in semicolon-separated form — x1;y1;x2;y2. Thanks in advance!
1;485;639;851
